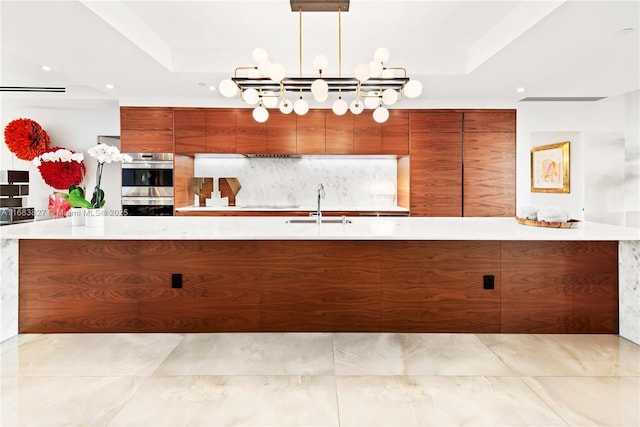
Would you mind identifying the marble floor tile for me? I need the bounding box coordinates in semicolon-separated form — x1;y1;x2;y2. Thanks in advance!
478;333;640;376
0;375;143;427
154;333;334;376
336;375;567;427
107;375;339;427
524;376;640;426
334;333;515;376
1;333;184;377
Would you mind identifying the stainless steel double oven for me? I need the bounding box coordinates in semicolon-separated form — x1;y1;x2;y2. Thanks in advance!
121;153;174;216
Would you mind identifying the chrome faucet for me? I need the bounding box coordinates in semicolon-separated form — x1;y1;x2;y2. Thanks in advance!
316;183;325;224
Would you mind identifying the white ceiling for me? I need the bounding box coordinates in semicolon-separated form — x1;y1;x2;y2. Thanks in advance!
1;0;638;109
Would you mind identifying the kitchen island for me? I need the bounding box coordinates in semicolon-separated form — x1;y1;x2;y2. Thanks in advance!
1;217;639;344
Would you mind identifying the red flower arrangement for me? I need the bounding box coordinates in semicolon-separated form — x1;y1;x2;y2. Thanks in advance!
33;146;86;190
3;118;51;160
48;193;71;219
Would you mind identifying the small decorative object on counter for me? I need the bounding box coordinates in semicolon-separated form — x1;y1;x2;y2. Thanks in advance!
190;177;214;207
219;177;242;207
48;193;71;219
87;143;132;209
516;206;579;228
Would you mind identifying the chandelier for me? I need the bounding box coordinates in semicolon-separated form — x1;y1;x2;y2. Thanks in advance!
218;0;423;123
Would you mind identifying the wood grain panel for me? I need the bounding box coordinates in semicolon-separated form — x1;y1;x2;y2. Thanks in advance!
410;111;462;134
120;107;174;130
260;241;381;331
267;113;297;154
174;108;206;155
173;154;194;210
382;110;409;155
136;240;261;332
463;133;515;217
236;109;267;154
501;241;618;333
463;111;516;133
397;155;410;209
120;130;174;153
381;241;501;332
206;109;237;153
354;114;382;154
297;110;326;154
410;132;462;216
326;113;354;154
19;240;139;333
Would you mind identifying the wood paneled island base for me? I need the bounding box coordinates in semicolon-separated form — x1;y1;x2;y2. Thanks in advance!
19;239;618;334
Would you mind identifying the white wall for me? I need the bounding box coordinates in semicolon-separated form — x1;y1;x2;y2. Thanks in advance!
625;90;640;227
516;96;627;223
1;100;121;219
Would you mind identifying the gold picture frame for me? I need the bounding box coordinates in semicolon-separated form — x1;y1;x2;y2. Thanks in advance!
530;141;570;193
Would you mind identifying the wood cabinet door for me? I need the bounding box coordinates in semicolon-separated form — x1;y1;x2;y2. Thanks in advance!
410;127;463;217
501;241;618;333
381;241;501;332
267;113;297;154
354;114;382;154
205;110;237;153
297;110;326;154
120;107;174;153
463;111;516;133
236;109;267;154
411;111;462;134
463;132;515;217
382;110;409;155
326;114;354;154
174;108;205;155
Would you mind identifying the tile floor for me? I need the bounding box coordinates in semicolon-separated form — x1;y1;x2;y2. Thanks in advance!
0;332;639;427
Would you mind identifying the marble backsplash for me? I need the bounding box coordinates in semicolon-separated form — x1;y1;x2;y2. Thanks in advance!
193;156;398;208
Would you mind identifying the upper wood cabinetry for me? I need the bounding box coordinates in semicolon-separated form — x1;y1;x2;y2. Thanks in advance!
297;110;326;154
174;108;205;155
236;109;267;154
462;110;516;217
267;113;297;154
382;110;409;155
409;111;463;216
206;110;237;153
120;107;174;153
354;114;382;154
326;114;354;154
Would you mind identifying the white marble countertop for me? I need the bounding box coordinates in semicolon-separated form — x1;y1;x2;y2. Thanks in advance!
176;204;410;213
2;216;639;241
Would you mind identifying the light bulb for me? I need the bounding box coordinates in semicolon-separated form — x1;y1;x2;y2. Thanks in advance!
311;79;329;102
252;48;268;63
257;59;271;76
332;98;348;116
294;98;309;115
382;89;398;106
262;91;278;108
253;106;269;123
349;99;364;114
369;60;383;78
243;88;260;105
364;92;380;109
313;54;328;72
279;99;293;114
355;63;371;82
373;106;389;123
404;80;423;98
374;47;390;63
219;79;238;98
268;63;285;82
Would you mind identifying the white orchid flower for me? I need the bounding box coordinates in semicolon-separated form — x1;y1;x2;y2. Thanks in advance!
57;149;73;162
33;157;41;167
71;152;84;163
123;154;133;163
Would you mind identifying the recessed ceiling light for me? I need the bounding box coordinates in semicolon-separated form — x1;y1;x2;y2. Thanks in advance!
41;65;51;72
209;86;216;91
620;27;635;33
516;87;525;93
105;84;114;90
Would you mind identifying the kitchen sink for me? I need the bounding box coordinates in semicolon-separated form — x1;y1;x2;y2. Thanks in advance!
286;217;352;224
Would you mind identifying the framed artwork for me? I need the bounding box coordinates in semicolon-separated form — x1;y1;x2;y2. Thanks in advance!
530;141;570;193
